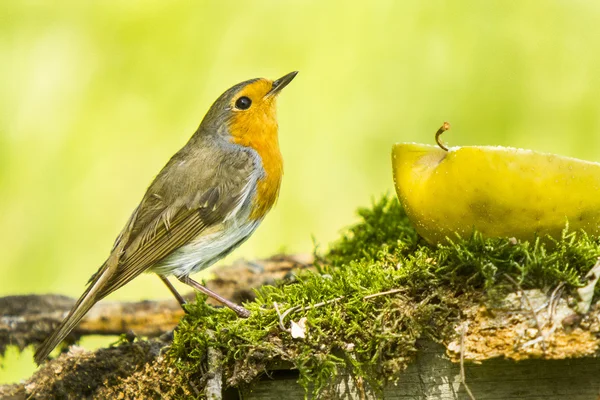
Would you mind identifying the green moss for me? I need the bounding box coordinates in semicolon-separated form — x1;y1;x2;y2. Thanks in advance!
168;195;600;398
325;195;419;266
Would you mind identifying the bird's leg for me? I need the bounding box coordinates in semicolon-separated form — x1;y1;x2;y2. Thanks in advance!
158;275;187;309
177;275;250;318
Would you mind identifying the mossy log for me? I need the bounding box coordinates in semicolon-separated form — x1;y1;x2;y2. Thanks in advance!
245;341;600;399
3;336;600;399
4;198;600;399
2;267;600;399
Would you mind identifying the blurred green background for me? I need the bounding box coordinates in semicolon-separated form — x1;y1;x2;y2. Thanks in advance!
2;0;600;384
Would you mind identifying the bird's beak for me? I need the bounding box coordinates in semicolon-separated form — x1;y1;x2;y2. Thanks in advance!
266;71;298;97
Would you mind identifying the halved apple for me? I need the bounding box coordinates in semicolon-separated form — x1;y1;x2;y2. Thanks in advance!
392;143;600;244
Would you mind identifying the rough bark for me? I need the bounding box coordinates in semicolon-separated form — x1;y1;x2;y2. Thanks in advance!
3;254;600;399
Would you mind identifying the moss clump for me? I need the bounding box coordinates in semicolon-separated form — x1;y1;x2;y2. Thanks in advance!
325;195;418;266
168;195;600;398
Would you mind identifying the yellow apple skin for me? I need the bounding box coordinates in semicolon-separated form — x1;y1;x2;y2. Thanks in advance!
392;143;600;244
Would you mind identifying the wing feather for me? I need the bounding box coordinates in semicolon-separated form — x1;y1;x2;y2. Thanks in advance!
97;186;246;299
35;141;257;363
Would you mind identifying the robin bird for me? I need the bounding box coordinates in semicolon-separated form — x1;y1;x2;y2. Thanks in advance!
34;71;298;364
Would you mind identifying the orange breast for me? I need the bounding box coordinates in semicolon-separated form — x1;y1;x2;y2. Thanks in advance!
249;136;283;220
229;108;283;221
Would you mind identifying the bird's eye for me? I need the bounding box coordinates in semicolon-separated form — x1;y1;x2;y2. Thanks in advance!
235;96;252;110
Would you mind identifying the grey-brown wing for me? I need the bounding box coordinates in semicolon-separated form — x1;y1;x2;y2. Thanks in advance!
96;193;224;299
95;150;256;299
34;142;256;364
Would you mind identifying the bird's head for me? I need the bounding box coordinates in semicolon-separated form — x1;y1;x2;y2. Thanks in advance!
199;71;298;145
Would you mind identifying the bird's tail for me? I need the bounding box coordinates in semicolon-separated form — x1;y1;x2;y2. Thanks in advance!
34;264;112;364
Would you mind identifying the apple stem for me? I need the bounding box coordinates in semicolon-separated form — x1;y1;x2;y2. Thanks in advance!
435;122;451;151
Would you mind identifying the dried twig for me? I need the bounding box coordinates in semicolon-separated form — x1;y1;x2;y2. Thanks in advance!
275;287;403;333
533;301;549;314
522;325;558;349
273;302;286;331
548;282;565;326
0;294;184;353
504;274;547;352
275;288;404;334
363;288;404;300
278;296;345;327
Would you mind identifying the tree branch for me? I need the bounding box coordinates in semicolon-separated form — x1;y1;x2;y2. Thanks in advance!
0;254;313;354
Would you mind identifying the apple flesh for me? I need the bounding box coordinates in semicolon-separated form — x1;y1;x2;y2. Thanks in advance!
392;143;600;244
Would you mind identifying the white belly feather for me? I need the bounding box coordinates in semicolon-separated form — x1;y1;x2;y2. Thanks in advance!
151;217;261;277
